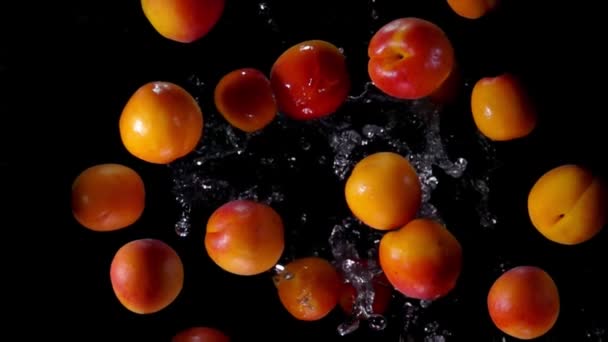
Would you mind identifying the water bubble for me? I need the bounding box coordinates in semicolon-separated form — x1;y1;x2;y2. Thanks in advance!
175;216;190;237
368;314;388;331
420;299;433;309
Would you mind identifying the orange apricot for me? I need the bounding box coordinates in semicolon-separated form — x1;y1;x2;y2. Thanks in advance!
172;327;230;342
141;0;224;43
368;18;455;100
276;257;341;321
487;266;560;340
528;164;607;245
71;163;145;232
446;0;499;20
379;218;462;300
339;273;392;316
119;81;204;164
205;200;285;276
110;238;184;314
345;152;421;231
471;73;537;141
270;40;351;120
214;68;277;132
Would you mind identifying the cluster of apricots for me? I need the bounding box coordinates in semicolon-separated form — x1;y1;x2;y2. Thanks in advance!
69;0;608;340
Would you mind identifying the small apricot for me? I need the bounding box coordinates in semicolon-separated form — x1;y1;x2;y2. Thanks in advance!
110;238;184;314
488;266;560;340
205;200;285;276
172;327;230;342
471;73;537;141
345;152;421;231
379;218;462;300
446;0;499;20
71;163;145;232
270;40;351;120
120;81;204;164
276;257;341;321
339;273;392;316
528;164;607;245
214;68;277;132
141;0;225;43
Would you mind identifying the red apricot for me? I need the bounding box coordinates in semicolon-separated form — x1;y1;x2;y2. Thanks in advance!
172;327;230;342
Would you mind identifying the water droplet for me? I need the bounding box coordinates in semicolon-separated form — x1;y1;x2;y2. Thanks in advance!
175;217;190;237
337;319;360;336
368;314;387;331
420;299;433;308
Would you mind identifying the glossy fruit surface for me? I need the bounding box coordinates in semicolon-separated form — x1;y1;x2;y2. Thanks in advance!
172;327;230;342
447;0;499;19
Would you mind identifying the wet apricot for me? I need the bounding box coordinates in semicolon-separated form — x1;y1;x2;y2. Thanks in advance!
528;164;607;245
214;68;277;132
447;0;499;19
205;200;285;276
270;40;351;120
276;257;341;321
345;152;421;231
368;18;455;100
471;73;537;141
339;273;392;315
141;0;224;43
379;218;462;300
488;266;560;340
110;238;184;314
120;81;204;164
71;163;145;232
172;327;230;342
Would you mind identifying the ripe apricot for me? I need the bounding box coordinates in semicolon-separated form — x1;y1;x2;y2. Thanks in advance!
110;238;184;314
276;257;341;321
205;200;285;276
141;0;224;43
214;68;277;132
446;0;499;20
379;218;462;300
368;18;455;100
339;273;392;315
471;73;537;141
120;81;204;164
345;152;421;231
71;163;145;232
488;266;560;340
172;327;230;342
528;164;607;245
270;40;351;120
428;62;461;105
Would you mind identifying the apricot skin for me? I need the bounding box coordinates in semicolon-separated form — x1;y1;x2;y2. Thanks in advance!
339;273;392;315
205;200;285;276
270;40;351;120
345;152;421;231
447;0;499;20
276;257;341;321
471;73;537;141
141;0;224;43
528;164;607;245
379;218;462;300
214;68;277;132
110;239;184;314
119;81;204;164
368;18;455;100
487;266;560;340
172;327;230;342
71;164;145;232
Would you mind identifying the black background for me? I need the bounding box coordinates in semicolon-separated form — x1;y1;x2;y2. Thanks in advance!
3;0;607;341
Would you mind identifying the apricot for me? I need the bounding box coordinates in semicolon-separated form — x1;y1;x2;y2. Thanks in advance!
214;68;277;132
141;0;224;43
276;257;341;321
119;81;204;164
345;152;421;231
487;266;560;340
110;238;184;314
447;0;499;20
270;40;351;120
205;200;285;276
172;327;230;342
71;163;145;232
339;273;392;316
528;164;607;245
368;18;455;100
471;73;537;141
428;62;461;105
379;218;462;300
